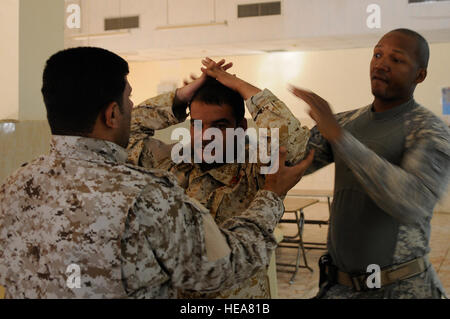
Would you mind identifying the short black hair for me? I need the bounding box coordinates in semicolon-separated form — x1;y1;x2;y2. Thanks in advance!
42;47;129;135
390;28;430;69
190;77;245;125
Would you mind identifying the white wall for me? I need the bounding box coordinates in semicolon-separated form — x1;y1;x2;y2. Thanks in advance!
0;0;64;184
0;0;64;122
19;0;65;121
0;0;19;120
129;42;450;120
127;41;450;211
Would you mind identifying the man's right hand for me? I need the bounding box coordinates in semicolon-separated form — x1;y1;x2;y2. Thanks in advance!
176;59;233;103
263;147;315;197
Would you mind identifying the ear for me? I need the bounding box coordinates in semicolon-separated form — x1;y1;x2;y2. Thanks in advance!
415;68;427;84
104;102;121;129
238;118;248;130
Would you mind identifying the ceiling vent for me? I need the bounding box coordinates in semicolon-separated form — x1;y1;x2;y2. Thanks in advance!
408;0;448;3
238;2;281;18
104;16;140;31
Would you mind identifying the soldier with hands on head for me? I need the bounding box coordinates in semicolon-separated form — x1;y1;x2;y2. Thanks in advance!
0;47;313;299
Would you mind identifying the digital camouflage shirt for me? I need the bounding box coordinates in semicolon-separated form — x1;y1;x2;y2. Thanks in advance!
0;136;285;298
127;89;310;298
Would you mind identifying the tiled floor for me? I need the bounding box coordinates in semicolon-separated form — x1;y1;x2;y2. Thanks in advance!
275;202;450;299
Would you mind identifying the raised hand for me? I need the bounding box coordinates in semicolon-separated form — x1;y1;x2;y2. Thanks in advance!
289;85;343;143
263;147;315;197
200;58;239;89
177;59;233;103
201;57;261;100
183;74;199;87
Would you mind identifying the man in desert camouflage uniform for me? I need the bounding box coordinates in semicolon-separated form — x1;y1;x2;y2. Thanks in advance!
127;59;311;298
291;29;450;298
0;47;314;298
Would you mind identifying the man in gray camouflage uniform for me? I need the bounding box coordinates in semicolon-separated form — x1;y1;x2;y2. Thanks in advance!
291;29;450;298
0;47;314;298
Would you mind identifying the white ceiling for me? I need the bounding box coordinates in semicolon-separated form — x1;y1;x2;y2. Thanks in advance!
65;0;450;62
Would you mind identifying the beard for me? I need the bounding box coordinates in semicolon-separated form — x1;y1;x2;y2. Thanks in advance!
371;80;396;102
372;87;390;101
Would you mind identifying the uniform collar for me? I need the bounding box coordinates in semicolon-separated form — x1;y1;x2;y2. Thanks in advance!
50;135;128;164
186;140;253;187
369;98;416;121
206;163;242;187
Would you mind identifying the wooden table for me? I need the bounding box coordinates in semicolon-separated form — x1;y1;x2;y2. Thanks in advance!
283;197;320;212
287;189;333;212
277;197;319;284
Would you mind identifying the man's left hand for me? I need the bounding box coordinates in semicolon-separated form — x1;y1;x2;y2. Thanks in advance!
201;57;261;100
289;85;343;143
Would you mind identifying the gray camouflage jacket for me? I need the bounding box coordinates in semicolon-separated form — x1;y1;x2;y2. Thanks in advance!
307;100;450;298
